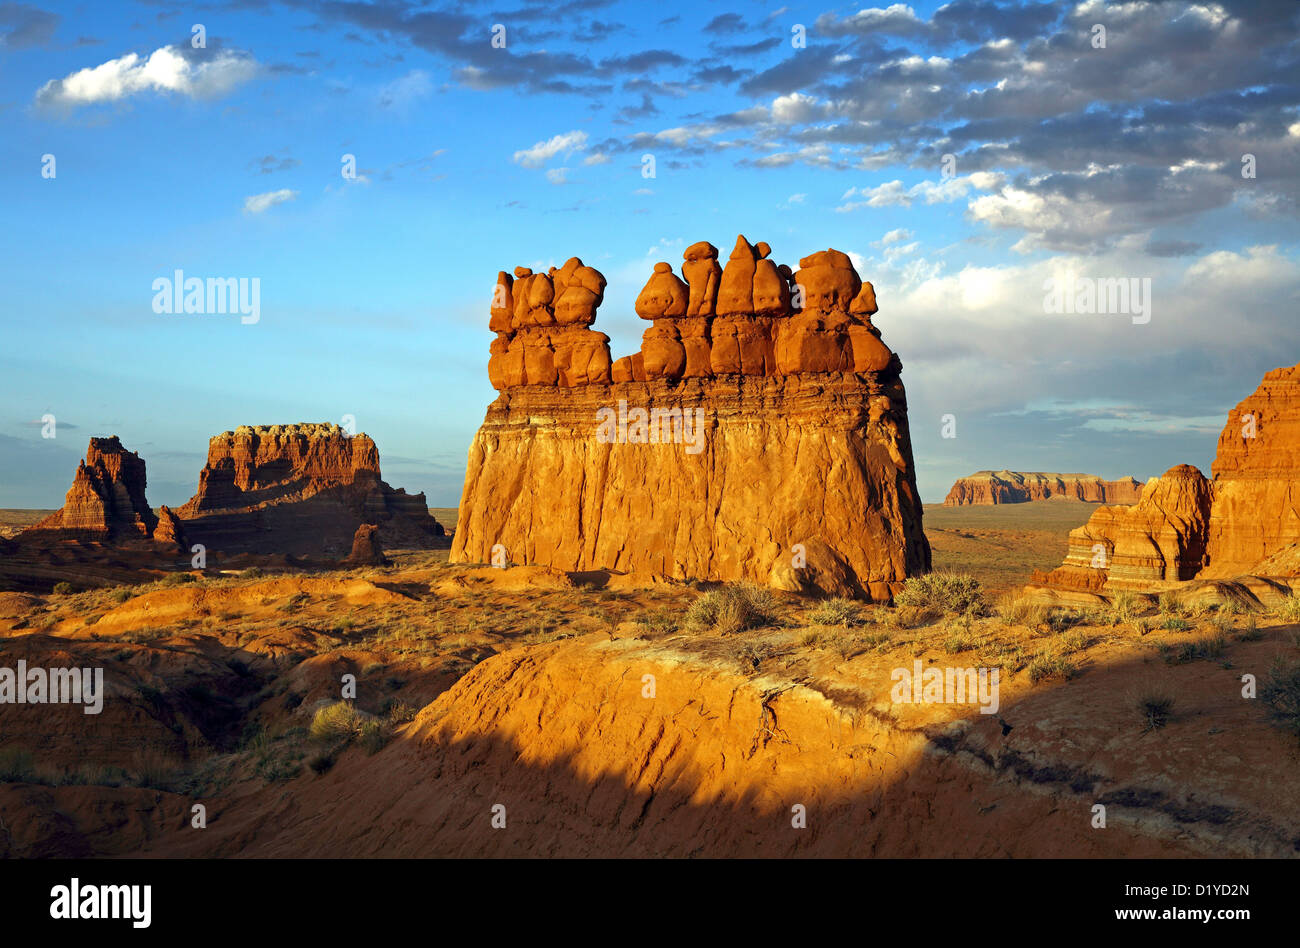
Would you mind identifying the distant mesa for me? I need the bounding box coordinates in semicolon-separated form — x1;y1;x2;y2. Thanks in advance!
9;424;443;590
1031;362;1300;596
175;423;443;557
454;234;930;600
943;471;1144;506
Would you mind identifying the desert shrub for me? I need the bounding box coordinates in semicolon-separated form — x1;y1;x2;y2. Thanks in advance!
160;573;196;587
1157;592;1188;617
1275;595;1300;623
1061;628;1091;652
307;752;335;774
1237;616;1263;641
1046;609;1086;633
1161;631;1226;664
1161;616;1192;632
309;702;366;743
732;640;775;670
896;572;983;616
1261;659;1300;738
383;701;418;725
83;614;102;627
358;719;391;754
110;588;131;604
807;597;864;627
238;567;265;579
52;581;73;595
941;618;979;654
1026;649;1077;684
997;593;1046;628
685;584;778;634
798;628;826;648
1136;690;1175;731
1107;590;1142;626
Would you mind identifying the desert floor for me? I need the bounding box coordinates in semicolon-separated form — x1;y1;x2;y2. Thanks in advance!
1;500;1297;857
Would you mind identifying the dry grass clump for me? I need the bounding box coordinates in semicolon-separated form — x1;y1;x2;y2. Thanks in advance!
685;584;779;635
1106;590;1143;626
896;572;983;617
1275;595;1300;623
807;597;865;627
1134;688;1176;732
996;593;1046;628
1026;647;1077;684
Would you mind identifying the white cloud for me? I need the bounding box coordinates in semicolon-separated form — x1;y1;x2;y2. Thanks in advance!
545;167;569;185
838;173;1003;211
35;45;258;108
876;228;913;246
378;69;432;111
583;152;611;166
513;130;588;168
243;188;298;214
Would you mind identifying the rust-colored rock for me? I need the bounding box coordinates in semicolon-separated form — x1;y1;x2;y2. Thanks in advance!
176;423;443;556
153;506;188;552
681;241;721;317
1033;362;1300;593
30;437;157;540
944;472;1144;506
342;523;391;567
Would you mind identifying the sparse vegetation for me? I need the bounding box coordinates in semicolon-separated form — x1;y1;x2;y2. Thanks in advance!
1107;590;1142;626
1275;595;1300;623
1136;689;1175;732
896;572;983;616
807;597;864;627
1261;658;1300;739
1161;616;1192;632
685;584;779;635
1026;648;1077;683
52;581;73;595
996;593;1045;628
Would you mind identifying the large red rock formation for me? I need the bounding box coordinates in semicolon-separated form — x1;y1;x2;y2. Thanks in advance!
1034;363;1300;591
453;235;930;600
943;471;1143;506
176;423;443;556
29;437;158;539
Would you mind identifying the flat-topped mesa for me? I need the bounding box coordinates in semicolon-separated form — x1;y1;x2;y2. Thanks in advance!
30;437;159;540
1032;362;1300;594
176;422;443;555
456;234;929;600
944;471;1144;506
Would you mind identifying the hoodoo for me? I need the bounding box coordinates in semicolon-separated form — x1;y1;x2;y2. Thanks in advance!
451;235;930;600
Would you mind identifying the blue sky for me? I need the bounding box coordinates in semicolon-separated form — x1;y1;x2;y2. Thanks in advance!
1;0;1297;508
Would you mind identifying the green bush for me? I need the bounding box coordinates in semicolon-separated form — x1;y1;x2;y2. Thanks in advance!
52;581;74;595
896;572;983;616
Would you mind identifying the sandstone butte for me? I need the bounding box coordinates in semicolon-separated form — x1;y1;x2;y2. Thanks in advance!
1033;362;1300;592
26;437;179;547
450;235;931;600
175;423;444;556
943;471;1143;506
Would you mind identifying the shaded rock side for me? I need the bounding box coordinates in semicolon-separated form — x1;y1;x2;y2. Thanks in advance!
176;423;443;556
342;523;391;567
943;471;1143;506
450;374;930;600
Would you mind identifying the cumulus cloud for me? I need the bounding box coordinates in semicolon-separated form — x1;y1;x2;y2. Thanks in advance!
838;173;1003;211
35;45;259;109
512;130;588;168
243;189;298;214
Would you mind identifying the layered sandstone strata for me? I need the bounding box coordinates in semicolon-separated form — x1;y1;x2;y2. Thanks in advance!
1035;363;1300;591
943;471;1143;506
176;423;443;555
31;437;158;539
453;235;930;599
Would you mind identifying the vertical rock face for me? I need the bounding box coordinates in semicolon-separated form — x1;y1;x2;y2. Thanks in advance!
176;423;443;555
32;437;158;539
342;523;391;567
1202;364;1300;577
943;471;1144;506
1034;362;1300;591
452;235;931;599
